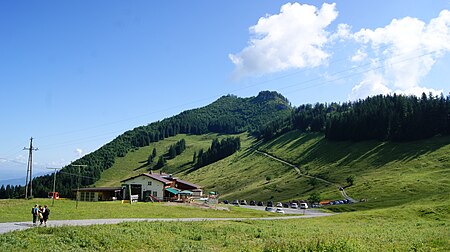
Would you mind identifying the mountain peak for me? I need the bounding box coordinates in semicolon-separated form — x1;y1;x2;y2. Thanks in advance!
251;91;291;110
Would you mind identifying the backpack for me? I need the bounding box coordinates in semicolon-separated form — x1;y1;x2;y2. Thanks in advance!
31;208;34;214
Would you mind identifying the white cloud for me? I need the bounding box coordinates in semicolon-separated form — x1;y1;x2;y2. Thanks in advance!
351;49;367;62
352;9;450;97
348;71;391;100
229;2;338;78
331;23;352;41
75;148;83;158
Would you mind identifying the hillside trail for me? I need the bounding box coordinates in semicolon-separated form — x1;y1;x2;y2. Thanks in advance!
253;149;356;203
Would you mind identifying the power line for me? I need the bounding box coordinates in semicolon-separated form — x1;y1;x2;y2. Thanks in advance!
69;164;88;209
32;47;396;142
10;47;442;161
23;137;38;199
47;167;61;207
282;51;436;95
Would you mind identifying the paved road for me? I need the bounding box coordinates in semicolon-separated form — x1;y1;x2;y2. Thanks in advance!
0;210;333;234
239;205;329;215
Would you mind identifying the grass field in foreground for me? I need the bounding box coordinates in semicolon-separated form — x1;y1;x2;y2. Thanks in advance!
0;200;448;251
0;198;276;223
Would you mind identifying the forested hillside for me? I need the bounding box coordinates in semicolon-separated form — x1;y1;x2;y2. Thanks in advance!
257;93;450;141
2;91;450;199
26;91;291;197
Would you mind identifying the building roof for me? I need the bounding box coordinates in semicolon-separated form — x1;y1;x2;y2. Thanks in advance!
175;179;202;189
120;173;202;190
179;190;193;195
165;188;180;195
121;173;171;185
74;187;122;192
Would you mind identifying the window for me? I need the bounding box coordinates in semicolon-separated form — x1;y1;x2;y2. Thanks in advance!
153;191;157;197
148;181;152;186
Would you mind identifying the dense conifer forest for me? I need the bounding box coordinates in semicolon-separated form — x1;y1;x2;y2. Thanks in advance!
257;93;450;142
193;137;241;169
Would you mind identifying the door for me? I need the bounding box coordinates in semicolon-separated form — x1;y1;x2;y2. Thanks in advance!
130;184;142;201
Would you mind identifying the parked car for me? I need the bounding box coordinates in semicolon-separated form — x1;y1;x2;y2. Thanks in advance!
231;200;239;205
283;202;290;208
300;203;308;209
222;200;229;204
311;203;321;208
276;202;283;207
257;201;264;206
275;208;285;214
265;207;275;212
249;200;256;206
290;203;298;209
240;200;247;205
267;201;274;207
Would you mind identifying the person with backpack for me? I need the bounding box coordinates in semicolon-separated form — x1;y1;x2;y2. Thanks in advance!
31;204;38;226
38;205;44;226
42;205;50;227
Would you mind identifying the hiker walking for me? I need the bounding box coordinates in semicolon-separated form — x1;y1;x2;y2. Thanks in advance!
38;205;44;226
31;204;39;226
42;205;50;226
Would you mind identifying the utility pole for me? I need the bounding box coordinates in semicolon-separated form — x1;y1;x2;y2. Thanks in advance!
47;167;61;207
70;164;87;209
24;137;38;199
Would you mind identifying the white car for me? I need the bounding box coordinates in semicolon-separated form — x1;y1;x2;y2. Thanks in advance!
275;208;285;214
290;203;298;209
300;203;309;209
276;202;283;207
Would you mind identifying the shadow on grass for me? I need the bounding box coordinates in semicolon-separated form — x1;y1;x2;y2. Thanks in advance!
296;135;450;169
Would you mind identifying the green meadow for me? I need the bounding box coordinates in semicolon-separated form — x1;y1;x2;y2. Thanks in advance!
1;130;449;251
0;200;448;251
0;198;276;223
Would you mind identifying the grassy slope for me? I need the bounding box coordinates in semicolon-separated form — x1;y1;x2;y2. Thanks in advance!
95;133;242;187
257;130;450;210
96;129;450;211
181;130;449;208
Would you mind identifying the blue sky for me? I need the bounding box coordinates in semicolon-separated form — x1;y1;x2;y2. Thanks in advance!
1;1;449;181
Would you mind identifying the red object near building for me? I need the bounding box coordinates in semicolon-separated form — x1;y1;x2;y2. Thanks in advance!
48;192;60;199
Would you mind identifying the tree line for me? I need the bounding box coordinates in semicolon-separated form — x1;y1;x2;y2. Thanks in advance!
149;139;187;170
193;137;241;169
256;93;450;142
0;184;25;199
